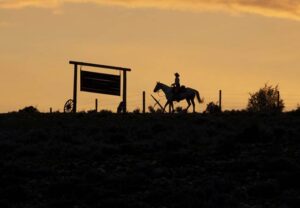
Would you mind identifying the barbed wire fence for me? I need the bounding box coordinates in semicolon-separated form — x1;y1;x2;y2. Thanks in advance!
132;90;300;113
52;90;299;113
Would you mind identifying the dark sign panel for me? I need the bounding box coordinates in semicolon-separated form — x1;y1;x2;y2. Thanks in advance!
80;70;121;96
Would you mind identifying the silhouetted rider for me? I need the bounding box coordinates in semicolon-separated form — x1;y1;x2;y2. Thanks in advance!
172;73;181;99
173;73;180;88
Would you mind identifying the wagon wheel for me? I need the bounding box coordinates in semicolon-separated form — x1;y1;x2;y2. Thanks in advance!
64;99;74;113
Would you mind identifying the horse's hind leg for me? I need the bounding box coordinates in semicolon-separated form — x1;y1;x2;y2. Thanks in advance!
163;101;169;113
186;99;191;112
191;98;196;113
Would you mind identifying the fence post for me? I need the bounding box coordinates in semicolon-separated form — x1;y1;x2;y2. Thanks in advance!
95;99;98;112
50;108;52;113
143;91;146;113
219;90;222;112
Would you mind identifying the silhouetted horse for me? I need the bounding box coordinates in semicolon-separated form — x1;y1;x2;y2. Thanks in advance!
153;82;202;113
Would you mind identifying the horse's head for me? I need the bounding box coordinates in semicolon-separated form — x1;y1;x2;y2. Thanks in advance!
153;82;161;93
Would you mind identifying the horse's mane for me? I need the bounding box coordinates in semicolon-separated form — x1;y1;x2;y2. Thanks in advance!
157;82;170;88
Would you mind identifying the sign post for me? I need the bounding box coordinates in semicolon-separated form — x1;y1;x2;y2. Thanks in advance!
95;99;98;112
143;91;146;113
219;90;222;112
73;64;78;113
123;70;127;112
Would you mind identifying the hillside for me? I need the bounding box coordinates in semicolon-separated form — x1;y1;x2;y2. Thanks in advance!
0;112;300;208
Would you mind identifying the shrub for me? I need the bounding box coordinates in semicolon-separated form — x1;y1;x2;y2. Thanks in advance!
148;106;156;113
247;84;284;113
133;108;141;114
18;106;39;113
296;104;300;112
148;106;163;114
77;111;86;114
205;102;221;114
175;106;183;113
87;109;97;114
99;110;113;114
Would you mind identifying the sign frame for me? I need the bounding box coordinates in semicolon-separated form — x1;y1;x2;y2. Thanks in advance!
69;61;131;113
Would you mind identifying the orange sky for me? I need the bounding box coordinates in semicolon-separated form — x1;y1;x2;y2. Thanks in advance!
0;1;300;112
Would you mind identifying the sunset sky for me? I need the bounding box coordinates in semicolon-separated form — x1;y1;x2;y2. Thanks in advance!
1;0;300;112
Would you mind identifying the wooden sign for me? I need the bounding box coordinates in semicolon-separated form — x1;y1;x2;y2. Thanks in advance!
69;61;131;113
80;70;121;96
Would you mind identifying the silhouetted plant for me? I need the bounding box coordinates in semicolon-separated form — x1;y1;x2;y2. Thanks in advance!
133;108;141;114
87;109;97;114
205;102;221;114
19;106;39;113
175;106;183;113
247;84;284;113
99;110;113;114
78;110;86;114
296;104;300;112
148;106;156;113
156;108;163;113
148;105;163;113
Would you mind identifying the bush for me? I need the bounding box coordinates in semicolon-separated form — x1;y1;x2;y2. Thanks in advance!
296;104;300;112
148;106;163;113
148;106;156;113
87;110;97;114
175;106;183;113
133;108;141;114
18;106;39;113
205;102;221;114
99;110;113;114
247;84;284;113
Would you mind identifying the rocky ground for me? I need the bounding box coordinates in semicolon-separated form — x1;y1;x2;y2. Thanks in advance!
0;112;300;208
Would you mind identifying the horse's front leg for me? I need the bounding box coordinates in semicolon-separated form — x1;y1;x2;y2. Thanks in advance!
163;101;170;113
171;102;175;113
168;101;174;113
168;101;173;113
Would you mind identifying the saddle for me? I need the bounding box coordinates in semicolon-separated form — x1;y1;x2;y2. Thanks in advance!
173;86;186;101
179;86;186;92
173;86;186;93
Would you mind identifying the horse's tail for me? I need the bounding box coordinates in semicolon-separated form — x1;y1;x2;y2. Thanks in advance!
195;90;202;103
